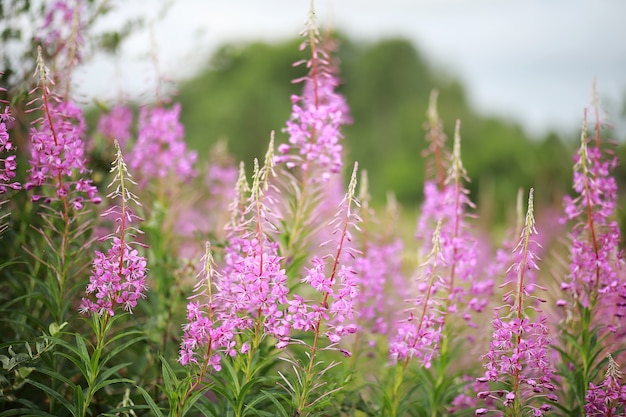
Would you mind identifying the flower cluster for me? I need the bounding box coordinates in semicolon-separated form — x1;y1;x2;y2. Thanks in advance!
354;238;404;337
561;111;625;319
585;355;626;416
97;105;133;148
217;238;290;340
80;238;148;316
80;141;147;316
477;189;556;416
268;162;361;353
0;96;20;194
129;103;197;185
25;49;99;209
416;121;491;329
180;145;289;369
389;221;444;367
179;244;237;370
277;12;351;182
37;0;84;51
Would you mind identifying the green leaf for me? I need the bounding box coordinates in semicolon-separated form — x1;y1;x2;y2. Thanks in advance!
136;385;166;417
101;334;145;366
92;377;135;395
35;365;77;388
26;379;77;417
160;356;178;395
74;384;85;417
96;361;132;384
54;351;90;380
181;385;213;416
260;390;289;417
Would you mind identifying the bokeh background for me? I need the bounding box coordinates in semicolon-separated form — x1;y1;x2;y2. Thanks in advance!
5;0;626;219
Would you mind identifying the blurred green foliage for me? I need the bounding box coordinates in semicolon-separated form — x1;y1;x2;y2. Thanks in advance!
177;35;576;218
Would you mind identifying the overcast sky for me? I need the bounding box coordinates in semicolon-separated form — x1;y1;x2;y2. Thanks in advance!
79;0;626;137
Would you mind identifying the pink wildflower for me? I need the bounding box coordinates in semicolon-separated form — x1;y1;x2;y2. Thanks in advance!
281;163;361;350
80;141;147;316
97;105;133;148
277;14;351;182
389;221;444;368
561;108;625;329
129;103;197;186
24;48;99;209
0;90;20;194
477;189;555;416
585;355;626;416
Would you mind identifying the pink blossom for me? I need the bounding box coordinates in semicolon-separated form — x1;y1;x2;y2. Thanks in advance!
129;103;197;185
80;142;147;317
97;105;133;148
561;111;625;323
277;19;351;182
25;54;99;208
477;189;555;416
0;99;20;194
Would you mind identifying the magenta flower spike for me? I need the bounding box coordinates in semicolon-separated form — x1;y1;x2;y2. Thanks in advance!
97;105;133;148
277;11;351;183
179;242;233;370
180;139;289;369
561;109;624;320
585;354;626;416
24;47;99;209
0;83;20;195
129;103;197;186
389;220;444;369
80;141;147;317
477;189;556;416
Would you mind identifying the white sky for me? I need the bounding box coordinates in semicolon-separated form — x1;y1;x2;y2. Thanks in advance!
77;0;626;136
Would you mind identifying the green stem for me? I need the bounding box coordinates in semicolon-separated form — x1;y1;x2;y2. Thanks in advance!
81;314;110;417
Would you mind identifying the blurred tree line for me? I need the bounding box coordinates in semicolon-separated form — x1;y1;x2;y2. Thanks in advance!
177;34;577;220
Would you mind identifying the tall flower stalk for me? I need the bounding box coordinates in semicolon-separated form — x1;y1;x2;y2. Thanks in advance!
585;354;626;416
68;140;147;417
24;47;100;323
476;189;556;417
281;162;360;416
392;117;487;416
0;82;21;234
276;7;351;262
556;93;625;414
178;138;289;417
386;221;444;417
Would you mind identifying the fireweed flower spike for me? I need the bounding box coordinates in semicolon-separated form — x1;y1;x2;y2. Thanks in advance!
585;354;626;416
418;121;486;327
129;102;197;187
178;241;228;370
217;138;290;346
79;140;147;316
180;137;288;370
476;189;555;417
36;0;86;95
0;86;20;195
293;161;361;347
562;109;624;316
97;105;133;148
277;8;351;183
422;89;449;189
281;162;361;415
25;47;99;209
389;220;444;369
